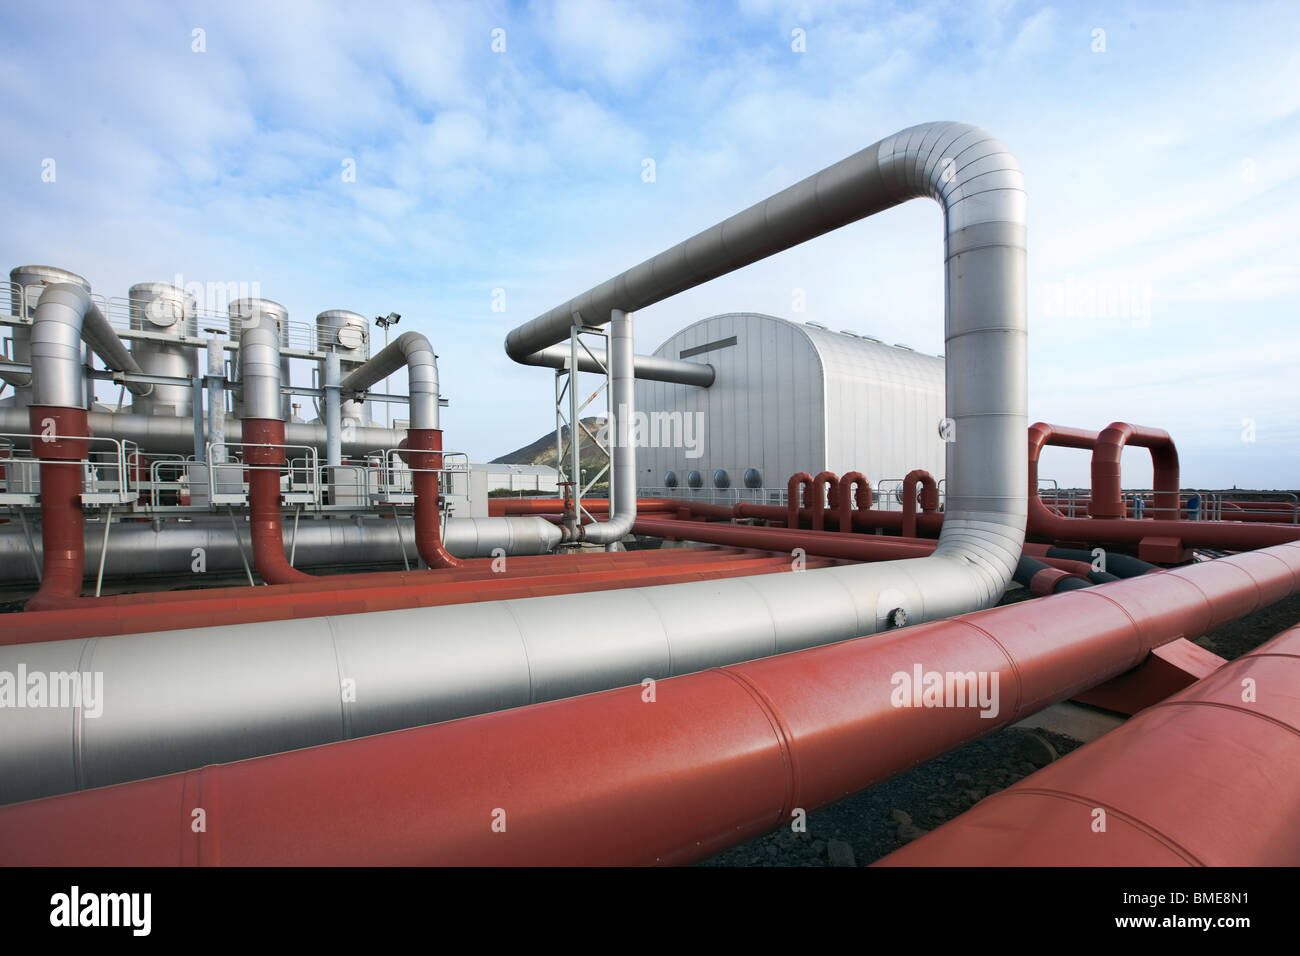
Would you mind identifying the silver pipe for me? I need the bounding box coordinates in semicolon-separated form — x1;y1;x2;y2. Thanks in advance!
324;352;341;468
235;307;284;421
579;309;636;544
3;266;91;408
0;122;1028;802
340;330;440;430
30;284;151;408
206;335;227;463
0;514;560;587
229;298;291;420
190;373;204;462
521;343;715;386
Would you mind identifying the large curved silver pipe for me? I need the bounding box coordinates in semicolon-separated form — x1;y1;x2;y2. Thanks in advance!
578;309;636;544
521;343;715;386
0;122;1027;802
30;284;151;408
3;266;92;400
0;514;561;583
340;331;440;430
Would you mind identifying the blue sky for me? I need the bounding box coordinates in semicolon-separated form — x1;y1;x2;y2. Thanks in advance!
2;0;1297;487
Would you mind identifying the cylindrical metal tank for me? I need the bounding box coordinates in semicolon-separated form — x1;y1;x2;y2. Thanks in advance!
5;265;92;412
229;298;292;421
127;282;198;417
315;309;371;426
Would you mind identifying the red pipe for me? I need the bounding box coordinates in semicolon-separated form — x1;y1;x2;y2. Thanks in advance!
633;517;1128;582
900;468;939;538
1028;423;1300;550
242;418;313;584
5;542;1295;866
405;428;462;568
838;471;871;534
877;622;1300;865
736;501;945;535
61;545;740;607
633;516;935;561
1;549;831;646
23;406;90;612
1090;421;1180;520
245;418;462;585
810;471;839;531
786;472;813;529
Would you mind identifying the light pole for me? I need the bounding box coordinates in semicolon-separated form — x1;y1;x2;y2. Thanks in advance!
374;312;401;429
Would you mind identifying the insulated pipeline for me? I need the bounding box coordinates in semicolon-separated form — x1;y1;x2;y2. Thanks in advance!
3;541;1296;865
877;621;1300;865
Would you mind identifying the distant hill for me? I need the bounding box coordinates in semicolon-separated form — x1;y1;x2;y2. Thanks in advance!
491;416;610;471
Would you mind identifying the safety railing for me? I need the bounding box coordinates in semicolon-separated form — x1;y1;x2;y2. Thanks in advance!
638;485;790;506
1036;485;1300;524
205;441;322;508
0;432;139;506
146;456;195;508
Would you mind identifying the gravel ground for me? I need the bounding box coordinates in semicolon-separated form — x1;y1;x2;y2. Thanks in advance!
701;588;1300;867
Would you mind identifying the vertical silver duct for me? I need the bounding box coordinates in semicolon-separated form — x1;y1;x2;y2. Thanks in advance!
229;298;291;420
4;266;91;410
206;333;227;462
234;306;286;422
128;282;198;418
0;123;1029;801
579;309;636;545
324;352;342;468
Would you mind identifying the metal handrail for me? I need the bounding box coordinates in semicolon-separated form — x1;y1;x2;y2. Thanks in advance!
0;431;137;504
206;441;321;508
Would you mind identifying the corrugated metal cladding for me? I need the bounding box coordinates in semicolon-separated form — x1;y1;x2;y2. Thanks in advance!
634;313;946;494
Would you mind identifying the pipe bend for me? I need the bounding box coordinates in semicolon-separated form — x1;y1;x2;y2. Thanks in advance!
1090;421;1180;521
507;122;1028;606
341;330;441;430
30;283;151;408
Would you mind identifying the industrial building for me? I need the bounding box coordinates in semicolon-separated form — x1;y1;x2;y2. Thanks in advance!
635;312;946;501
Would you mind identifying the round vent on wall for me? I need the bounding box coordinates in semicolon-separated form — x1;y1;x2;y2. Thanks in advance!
713;469;730;488
686;470;703;488
337;324;365;350
743;468;763;488
663;471;678;488
146;298;182;328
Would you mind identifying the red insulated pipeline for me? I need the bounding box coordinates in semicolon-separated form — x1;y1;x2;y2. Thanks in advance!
736;501;945;535
810;471;839;531
2;549;838;646
406;428;462;568
900;469;939;538
632;516;1111;582
786;472;813;529
242;418;313;584
1090;422;1180;520
23;406;90;612
877;621;1300;865
1028;423;1300;550
838;472;871;534
4;542;1296;865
